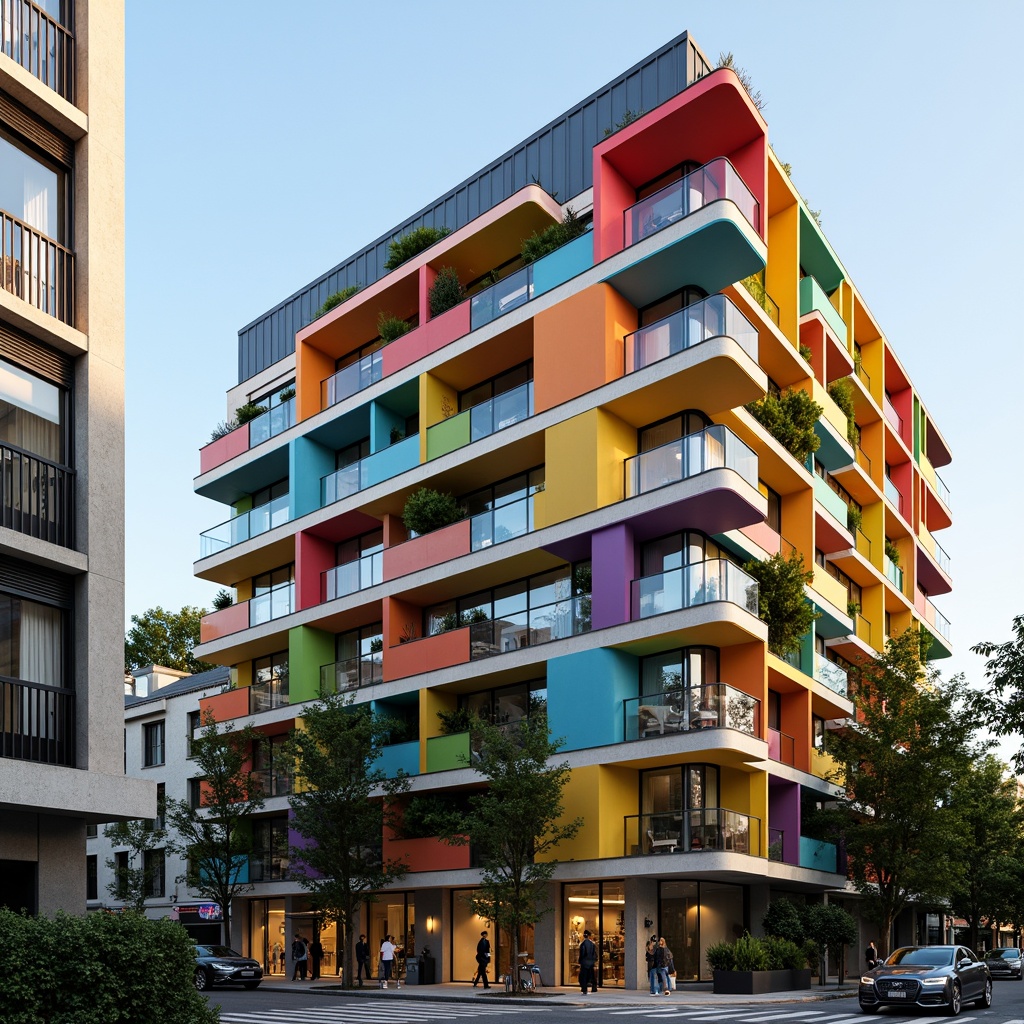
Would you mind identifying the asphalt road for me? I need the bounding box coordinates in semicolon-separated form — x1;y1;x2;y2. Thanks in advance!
203;975;1024;1024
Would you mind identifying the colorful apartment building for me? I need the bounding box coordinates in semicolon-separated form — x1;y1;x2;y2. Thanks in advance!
191;30;952;986
0;0;154;915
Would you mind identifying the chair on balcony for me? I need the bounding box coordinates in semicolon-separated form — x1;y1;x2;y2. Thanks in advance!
639;704;685;736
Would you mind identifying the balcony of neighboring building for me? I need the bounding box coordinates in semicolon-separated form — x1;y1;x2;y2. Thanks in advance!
0;2;74;102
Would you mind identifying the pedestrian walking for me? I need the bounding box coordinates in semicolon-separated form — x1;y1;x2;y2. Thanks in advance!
577;929;598;993
866;941;879;970
355;934;371;985
659;936;675;991
291;933;308;981
309;934;324;981
472;930;491;988
380;933;396;988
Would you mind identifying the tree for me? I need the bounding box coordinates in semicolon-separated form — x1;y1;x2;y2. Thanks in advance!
104;815;166;912
125;605;213;674
819;631;979;954
441;712;582;992
165;710;263;944
803;903;857;984
744;550;820;657
287;694;410;989
971;615;1024;772
745;387;822;464
945;755;1024;950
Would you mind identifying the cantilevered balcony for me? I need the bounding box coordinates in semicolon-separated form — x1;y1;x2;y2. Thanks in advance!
624;157;760;247
624;293;758;374
0;674;75;767
321;349;383;410
0;210;74;323
1;0;74;100
624;425;756;499
321;550;383;602
320;652;383;696
425;381;533;461
0;441;74;547
812;652;848;698
625;808;760;857
624;682;760;740
199;493;290;558
631;558;758;619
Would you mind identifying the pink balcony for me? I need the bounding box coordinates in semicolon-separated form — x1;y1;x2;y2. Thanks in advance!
383;519;471;582
382;300;471;377
199;425;249;475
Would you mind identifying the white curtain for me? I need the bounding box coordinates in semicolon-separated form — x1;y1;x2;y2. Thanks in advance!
18;599;62;739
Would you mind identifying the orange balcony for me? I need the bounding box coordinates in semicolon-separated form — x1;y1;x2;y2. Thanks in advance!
382;836;470;873
200;602;250;643
384;628;470;683
200;686;250;724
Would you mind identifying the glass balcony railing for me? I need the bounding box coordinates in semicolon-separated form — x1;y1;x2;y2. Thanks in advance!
199;493;290;558
768;828;784;862
624;293;758;373
247;398;296;447
624;157;760;246
856;446;872;475
768;727;796;765
470;494;534;551
320;653;384;695
252;767;292;798
320;434;420;507
321;551;383;602
470;265;534;331
321;349;384;410
249;583;295;628
883;394;904;436
470;380;533;442
812;652;848;697
625;424;757;499
250;678;289;714
923;597;952;640
884;555;904;594
624;807;760;857
934;471;951;507
632;559;758;620
624;682;760;741
883;475;902;514
932;536;951;574
465;594;591;659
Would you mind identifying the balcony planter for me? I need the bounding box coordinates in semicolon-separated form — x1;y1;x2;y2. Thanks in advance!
712;969;810;994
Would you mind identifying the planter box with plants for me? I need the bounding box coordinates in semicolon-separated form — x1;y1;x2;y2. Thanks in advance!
706;933;812;994
383;300;471;377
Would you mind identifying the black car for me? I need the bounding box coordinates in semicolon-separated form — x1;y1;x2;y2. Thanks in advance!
983;947;1023;980
194;944;263;991
859;945;991;1015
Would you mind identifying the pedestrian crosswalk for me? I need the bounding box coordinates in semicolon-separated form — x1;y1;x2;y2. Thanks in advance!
585;1009;997;1024
220;1002;553;1024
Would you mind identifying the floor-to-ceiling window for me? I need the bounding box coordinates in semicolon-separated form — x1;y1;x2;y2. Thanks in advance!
659;880;745;982
563;881;626;987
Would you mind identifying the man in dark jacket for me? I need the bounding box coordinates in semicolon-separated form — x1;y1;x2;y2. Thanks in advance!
355;934;371;986
473;930;491;988
578;929;598;993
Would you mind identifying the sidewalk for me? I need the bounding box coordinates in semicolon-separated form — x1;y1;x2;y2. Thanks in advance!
263;976;860;1007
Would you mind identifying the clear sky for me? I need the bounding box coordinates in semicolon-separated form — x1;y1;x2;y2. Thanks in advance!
124;2;1024;713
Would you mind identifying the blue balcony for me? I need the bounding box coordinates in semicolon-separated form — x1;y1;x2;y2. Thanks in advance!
320;434;420;507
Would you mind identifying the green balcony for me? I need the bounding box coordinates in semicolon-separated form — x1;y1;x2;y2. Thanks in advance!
799;276;847;344
425;731;471;772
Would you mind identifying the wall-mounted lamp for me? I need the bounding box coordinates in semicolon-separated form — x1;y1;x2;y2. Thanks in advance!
644;917;654;929
427;916;434;933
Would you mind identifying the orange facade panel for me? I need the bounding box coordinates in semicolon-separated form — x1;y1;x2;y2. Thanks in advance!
200;602;249;643
200;686;250;723
383;628;470;683
382;836;471;873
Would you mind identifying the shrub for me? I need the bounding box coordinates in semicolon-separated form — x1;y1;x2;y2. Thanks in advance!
0;908;218;1024
401;793;464;838
279;386;296;401
847;502;862;534
211;589;233;611
377;311;411;343
402;487;465;535
705;939;736;971
521;206;588;264
234;401;267;425
428;266;465;317
431;608;488;636
602;108;646;137
744;550;820;657
762;898;805;944
746;387;822;464
761;935;806;971
384;226;451;271
799;344;813;364
731;932;770;971
312;284;360;320
827;376;858;446
437;706;474;735
884;538;900;565
389;425;405;445
209;419;237;442
802;938;821;972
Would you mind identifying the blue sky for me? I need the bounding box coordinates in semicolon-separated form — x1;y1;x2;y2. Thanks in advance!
124;2;1023;708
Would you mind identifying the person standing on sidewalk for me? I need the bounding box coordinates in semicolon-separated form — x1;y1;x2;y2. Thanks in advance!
472;930;491;988
653;935;670;995
291;933;308;981
646;936;659;994
309;934;324;981
380;933;397;988
578;929;598;993
355;934;371;985
659;936;675;992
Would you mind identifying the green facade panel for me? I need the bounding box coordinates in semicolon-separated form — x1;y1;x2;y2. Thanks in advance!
289;625;335;703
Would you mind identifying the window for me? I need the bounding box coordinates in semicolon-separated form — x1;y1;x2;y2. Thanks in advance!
758;480;781;533
638;285;708;327
86;823;97;838
326;529;384;599
251;565;294;625
459;361;532;413
253;733;292;797
114;850;128;899
144;848;165;899
152;783;165;830
328;623;384;693
462;466;544;550
638;411;711;454
250;817;289;881
0;591;65;686
0;356;67;462
0;129;67;243
188;777;202;810
252;650;289;712
767;690;781;731
812;715;826;750
249;478;289;536
143;721;165;767
187;710;202;756
462;678;547;726
86;854;97;900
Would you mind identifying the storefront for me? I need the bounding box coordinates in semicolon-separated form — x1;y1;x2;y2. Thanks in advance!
658;879;744;982
564;882;626;988
172;903;222;946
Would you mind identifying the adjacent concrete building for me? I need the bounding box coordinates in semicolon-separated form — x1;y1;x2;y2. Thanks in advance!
0;0;152;915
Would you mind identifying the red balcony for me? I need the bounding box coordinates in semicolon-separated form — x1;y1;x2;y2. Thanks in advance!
383;519;471;581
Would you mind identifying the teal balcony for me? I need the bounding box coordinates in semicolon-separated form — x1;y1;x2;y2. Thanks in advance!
321;434;420;506
199;493;290;558
631;559;759;620
625;425;757;499
798;276;847;343
624;293;758;373
813;474;849;528
378;740;420;778
624;682;760;741
884;555;904;594
799;836;838;872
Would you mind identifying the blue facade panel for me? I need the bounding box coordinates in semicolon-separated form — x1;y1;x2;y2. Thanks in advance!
547;647;638;751
531;232;595;298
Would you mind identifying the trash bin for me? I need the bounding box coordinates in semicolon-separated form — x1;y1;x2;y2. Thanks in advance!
420;955;436;985
406;958;420;985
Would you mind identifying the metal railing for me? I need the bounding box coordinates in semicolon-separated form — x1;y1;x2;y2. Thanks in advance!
624;807;760;857
1;441;74;547
624;682;760;741
0;209;74;323
0;0;74;100
624;157;760;245
322;551;382;602
464;594;591;659
624;293;758;373
321;349;384;410
320;653;383;695
934;471;951;507
200;492;290;557
0;673;75;766
624;424;757;498
631;558;759;620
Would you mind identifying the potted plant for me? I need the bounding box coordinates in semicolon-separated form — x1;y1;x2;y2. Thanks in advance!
402;488;466;536
377;312;411;343
706;932;811;994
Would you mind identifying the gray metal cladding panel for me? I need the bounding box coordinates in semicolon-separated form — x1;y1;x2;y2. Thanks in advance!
237;31;710;384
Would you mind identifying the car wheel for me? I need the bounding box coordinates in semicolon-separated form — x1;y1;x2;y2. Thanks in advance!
946;981;962;1016
194;968;211;992
859;1003;879;1015
975;978;992;1009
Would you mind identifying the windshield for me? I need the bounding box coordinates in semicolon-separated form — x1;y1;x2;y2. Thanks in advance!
985;949;1018;960
196;945;240;958
888;947;954;967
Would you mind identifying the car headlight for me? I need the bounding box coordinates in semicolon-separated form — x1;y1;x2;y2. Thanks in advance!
921;977;948;986
211;962;235;972
860;975;876;985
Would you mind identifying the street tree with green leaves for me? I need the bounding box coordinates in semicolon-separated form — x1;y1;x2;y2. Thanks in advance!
165;710;263;944
103;816;166;912
744;550;820;657
820;630;980;954
440;712;582;991
287;694;410;989
125;605;213;674
971;614;1024;772
945;754;1024;950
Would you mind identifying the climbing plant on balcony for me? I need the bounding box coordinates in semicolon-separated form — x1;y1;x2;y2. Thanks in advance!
745;388;822;464
521;206;588;264
401;487;465;536
743;550;820;657
827;376;859;447
384;225;451;271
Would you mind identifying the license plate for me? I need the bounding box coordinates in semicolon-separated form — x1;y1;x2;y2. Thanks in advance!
888;991;907;998
241;970;254;976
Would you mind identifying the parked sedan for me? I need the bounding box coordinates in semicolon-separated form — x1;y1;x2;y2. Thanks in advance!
859;945;991;1015
194;945;263;991
983;947;1023;980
